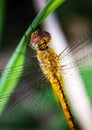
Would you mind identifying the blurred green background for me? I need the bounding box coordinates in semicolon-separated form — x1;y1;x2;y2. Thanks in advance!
0;0;92;130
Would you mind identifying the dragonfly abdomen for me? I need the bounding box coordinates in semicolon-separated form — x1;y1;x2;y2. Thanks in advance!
37;47;76;130
51;75;76;130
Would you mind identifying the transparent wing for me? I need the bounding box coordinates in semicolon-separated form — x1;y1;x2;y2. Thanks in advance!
0;46;63;129
59;30;92;105
0;30;92;129
60;30;92;69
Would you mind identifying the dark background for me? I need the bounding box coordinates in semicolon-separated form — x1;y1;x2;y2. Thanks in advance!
0;0;92;129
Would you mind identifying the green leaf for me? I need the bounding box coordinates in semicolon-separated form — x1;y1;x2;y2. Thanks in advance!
79;60;92;104
0;0;64;115
25;0;64;37
0;37;26;115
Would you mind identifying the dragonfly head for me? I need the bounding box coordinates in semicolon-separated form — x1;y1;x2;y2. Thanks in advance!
30;30;51;50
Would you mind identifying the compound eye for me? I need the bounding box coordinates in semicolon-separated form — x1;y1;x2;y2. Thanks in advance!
41;31;51;44
30;30;51;45
30;30;41;44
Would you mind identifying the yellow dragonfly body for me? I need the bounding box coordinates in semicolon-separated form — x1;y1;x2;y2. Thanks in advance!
30;30;76;130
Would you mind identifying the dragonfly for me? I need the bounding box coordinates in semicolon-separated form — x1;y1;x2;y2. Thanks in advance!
0;29;92;130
